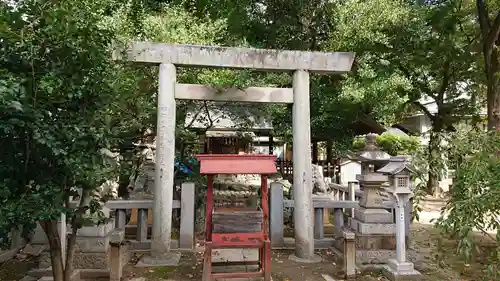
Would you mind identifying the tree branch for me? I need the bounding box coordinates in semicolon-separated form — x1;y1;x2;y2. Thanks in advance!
436;60;451;107
477;0;490;39
183;103;205;129
412;100;436;121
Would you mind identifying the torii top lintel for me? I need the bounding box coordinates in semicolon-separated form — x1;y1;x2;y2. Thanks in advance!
114;42;355;74
196;154;277;175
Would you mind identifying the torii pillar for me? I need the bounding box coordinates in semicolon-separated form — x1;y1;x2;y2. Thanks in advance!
114;43;355;264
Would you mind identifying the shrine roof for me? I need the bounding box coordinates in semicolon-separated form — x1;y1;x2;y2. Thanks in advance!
196;154;277;175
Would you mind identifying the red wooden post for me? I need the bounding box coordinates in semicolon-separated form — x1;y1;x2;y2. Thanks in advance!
206;174;213;241
261;175;269;239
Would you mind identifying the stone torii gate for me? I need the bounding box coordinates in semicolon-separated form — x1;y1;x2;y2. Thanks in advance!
115;42;355;265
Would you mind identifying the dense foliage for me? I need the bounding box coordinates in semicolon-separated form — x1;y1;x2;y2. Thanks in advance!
352;133;421;156
435;128;500;278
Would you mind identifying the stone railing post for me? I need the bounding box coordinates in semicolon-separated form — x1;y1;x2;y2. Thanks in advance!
347;181;356;217
334;208;344;234
314;207;324;239
382;189;421;280
343;231;356;280
179;182;195;250
269;182;284;247
109;229;130;281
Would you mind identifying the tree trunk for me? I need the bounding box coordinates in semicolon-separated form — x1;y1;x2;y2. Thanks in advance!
63;229;77;281
476;1;500;130
486;49;500;130
40;220;64;281
427;130;442;197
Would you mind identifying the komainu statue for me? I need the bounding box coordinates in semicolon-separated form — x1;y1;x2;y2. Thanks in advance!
312;164;329;195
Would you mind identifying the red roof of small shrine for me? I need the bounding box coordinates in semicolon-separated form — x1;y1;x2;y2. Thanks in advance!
196;154;277;175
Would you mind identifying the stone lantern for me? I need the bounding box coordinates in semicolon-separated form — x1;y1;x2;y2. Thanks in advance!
347;133;397;264
378;156;421;280
354;133;392;222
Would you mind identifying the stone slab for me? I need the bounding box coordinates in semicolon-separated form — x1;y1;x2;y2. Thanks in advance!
37;269;80;281
22;244;46;257
387;259;414;272
116;42;355;73
0;248;20;262
288;253;323;263
355;234;396;250
75;235;110;253
271;237;335;249
135;252;181;267
211;249;271;281
349;218;395;235
73;253;109;269
354;206;393;223
76;221;114;237
20;276;38;281
356;249;396;264
212;249;258;262
382;264;422;281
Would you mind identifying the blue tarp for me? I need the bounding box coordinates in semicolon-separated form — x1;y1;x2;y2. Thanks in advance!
174;157;194;175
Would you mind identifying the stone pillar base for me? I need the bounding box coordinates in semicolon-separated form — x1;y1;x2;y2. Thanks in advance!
382;259;422;281
136;252;181;267
354;206;392;223
356;250;395;264
288;254;322;264
348;217;398;264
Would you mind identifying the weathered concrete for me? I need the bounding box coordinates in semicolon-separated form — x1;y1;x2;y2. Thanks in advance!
291;69;316;261
109;229;130;281
382;260;422;281
347;135;397;264
116;42;355;73
269;182;285;247
175;84;294;103
135;252;181;267
136;63;180;267
179;182;195;249
381;184;421;280
343;231;356;280
152;63;176;256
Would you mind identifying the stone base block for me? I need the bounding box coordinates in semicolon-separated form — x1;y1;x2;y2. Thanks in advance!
75;235;110;253
356;249;395;264
382;260;422;281
356;233;396;250
38;269;80;281
355;206;393;223
73;253;109;269
136;252;181;267
75;220;114;237
349;218;395;235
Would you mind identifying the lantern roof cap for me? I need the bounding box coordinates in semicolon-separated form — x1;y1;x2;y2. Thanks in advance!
357;133;391;162
377;155;415;175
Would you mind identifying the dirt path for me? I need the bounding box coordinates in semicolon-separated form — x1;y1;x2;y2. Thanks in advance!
121;249;387;281
118;222;497;281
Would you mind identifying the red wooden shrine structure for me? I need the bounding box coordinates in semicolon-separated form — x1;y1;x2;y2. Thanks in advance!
196;154;276;281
